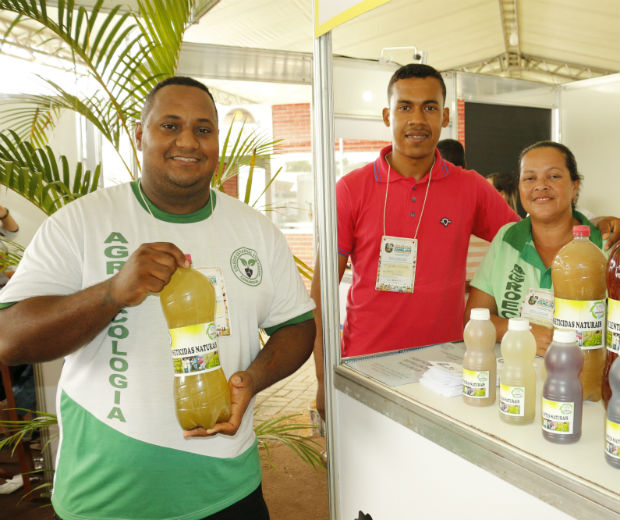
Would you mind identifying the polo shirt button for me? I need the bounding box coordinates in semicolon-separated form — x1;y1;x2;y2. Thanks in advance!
410;211;415;217
413;186;417;190
412;197;416;202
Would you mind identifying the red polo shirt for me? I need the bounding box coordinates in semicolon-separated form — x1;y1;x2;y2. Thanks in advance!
337;145;519;357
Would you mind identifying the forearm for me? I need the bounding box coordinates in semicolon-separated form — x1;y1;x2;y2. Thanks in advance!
310;260;324;382
0;279;123;364
247;320;316;395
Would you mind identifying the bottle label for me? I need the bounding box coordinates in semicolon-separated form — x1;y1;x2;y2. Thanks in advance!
499;384;525;416
168;322;220;376
607;298;620;353
541;398;575;434
553;298;605;350
462;369;490;398
606;418;620;460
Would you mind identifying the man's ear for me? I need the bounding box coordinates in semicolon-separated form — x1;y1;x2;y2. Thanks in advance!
382;107;390;128
442;107;450;128
135;122;143;151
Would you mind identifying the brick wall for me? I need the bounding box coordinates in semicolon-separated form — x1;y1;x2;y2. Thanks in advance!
284;232;315;293
272;103;389;154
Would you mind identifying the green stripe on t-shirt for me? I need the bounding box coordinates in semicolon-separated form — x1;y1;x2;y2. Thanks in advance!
263;310;314;336
52;391;261;520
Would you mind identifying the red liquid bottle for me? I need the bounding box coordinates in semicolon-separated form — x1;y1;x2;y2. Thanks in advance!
603;243;620;407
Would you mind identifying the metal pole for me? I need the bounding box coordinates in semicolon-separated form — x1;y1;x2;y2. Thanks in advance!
312;31;340;519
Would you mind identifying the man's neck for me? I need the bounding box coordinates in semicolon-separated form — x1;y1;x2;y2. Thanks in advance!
387;150;435;181
139;181;211;215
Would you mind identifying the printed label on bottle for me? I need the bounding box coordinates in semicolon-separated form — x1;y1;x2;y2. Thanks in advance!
168;321;220;376
499;384;525;416
541;398;574;434
462;369;490;398
606;418;620;459
553;298;605;350
607;298;620;353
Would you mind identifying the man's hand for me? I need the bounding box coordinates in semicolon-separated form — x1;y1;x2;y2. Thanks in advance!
183;371;254;438
531;323;554;357
109;242;188;307
592;216;620;251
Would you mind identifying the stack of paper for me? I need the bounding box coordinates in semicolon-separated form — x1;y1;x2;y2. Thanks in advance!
420;361;463;397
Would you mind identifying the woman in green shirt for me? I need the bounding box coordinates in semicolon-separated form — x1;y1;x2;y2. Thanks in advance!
465;141;602;356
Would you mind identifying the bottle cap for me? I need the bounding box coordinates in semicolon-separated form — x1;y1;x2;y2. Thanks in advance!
573;225;590;238
470;308;490;320
184;253;192;264
552;328;577;344
508;318;530;331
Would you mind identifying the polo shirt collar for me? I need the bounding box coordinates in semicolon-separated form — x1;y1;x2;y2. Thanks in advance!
503;210;602;289
373;145;450;184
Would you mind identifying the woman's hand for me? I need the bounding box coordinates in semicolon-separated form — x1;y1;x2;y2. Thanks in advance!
530;324;554;357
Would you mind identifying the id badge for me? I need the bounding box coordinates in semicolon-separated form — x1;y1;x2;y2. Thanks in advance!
376;236;417;293
520;288;554;328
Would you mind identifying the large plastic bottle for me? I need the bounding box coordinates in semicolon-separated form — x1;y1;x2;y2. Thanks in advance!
605;357;620;468
499;318;536;424
542;329;584;443
463;308;496;406
160;255;231;430
552;225;607;402
603;243;620;406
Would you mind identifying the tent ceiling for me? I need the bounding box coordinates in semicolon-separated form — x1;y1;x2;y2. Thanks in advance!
0;0;618;87
183;0;619;84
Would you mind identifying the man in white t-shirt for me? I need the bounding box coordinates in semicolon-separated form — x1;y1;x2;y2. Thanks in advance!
0;77;315;520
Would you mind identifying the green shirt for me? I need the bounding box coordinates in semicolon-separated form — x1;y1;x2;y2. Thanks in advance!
471;212;602;318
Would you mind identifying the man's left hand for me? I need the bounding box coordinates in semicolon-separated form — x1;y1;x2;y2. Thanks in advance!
183;371;254;439
592;216;620;251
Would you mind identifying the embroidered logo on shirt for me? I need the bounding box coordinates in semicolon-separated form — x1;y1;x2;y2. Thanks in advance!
230;247;263;286
440;217;452;227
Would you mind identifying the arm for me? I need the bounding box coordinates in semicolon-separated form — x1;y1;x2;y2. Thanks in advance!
0;242;187;365
0;205;18;233
590;216;620;251
310;253;348;421
185;319;316;438
465;287;552;357
465;287;508;343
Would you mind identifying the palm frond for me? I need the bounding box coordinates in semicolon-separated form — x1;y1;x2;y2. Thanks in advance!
254;413;326;471
0;237;24;271
0;130;100;215
214;117;283;190
0;94;60;148
0;409;57;455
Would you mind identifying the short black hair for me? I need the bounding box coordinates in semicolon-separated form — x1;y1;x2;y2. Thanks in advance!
519;140;582;182
387;63;446;104
437;139;465;167
141;76;218;122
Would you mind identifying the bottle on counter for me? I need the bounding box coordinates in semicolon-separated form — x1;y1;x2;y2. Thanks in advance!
552;225;607;402
463;307;496;406
603;242;620;407
542;329;584;444
160;254;231;430
499;318;536;425
606;356;620;468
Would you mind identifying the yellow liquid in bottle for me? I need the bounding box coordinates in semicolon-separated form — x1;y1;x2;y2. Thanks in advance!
552;231;607;402
160;262;231;430
499;320;536;424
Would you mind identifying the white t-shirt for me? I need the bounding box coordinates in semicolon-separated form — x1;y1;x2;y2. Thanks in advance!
0;182;315;519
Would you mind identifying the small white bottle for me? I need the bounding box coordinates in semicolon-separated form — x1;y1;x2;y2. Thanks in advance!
499;318;536;424
463;308;497;406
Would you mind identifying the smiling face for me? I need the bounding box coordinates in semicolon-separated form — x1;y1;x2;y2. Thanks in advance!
135;84;219;213
519;146;580;223
382;76;449;177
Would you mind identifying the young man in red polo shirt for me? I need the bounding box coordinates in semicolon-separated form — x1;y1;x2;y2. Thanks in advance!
311;64;518;417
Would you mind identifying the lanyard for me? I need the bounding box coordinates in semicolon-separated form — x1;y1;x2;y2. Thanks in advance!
382;155;434;239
